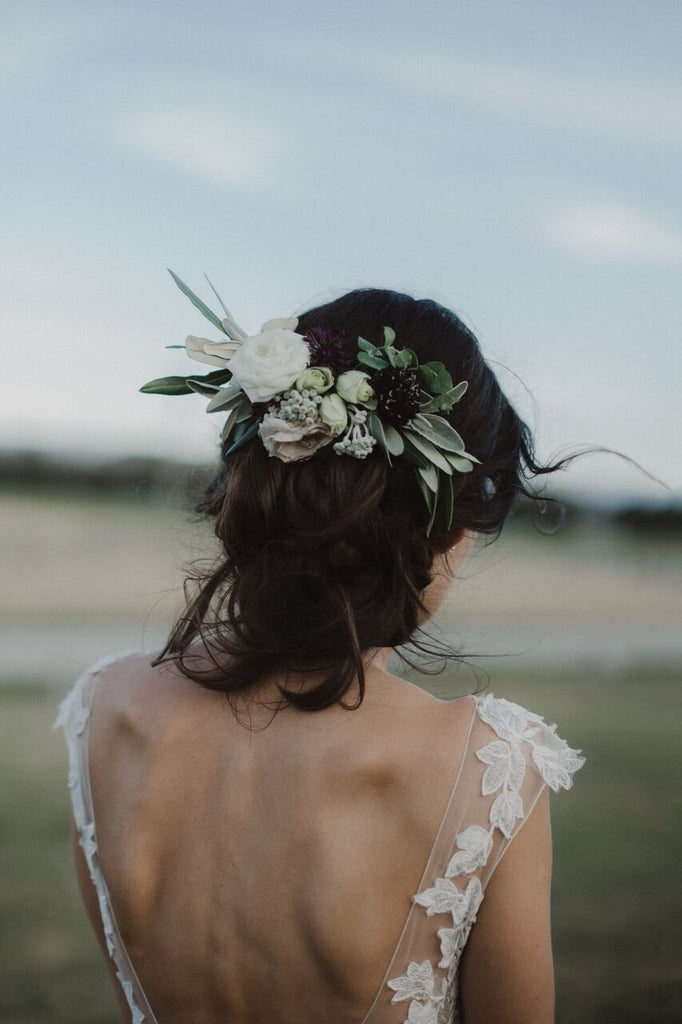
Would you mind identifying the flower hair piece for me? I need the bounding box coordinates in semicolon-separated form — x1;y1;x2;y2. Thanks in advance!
141;272;480;535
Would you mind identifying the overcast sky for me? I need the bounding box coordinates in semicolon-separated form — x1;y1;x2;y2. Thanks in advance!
3;0;681;503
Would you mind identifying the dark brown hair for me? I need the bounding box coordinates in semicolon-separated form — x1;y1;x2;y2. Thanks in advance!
155;288;560;710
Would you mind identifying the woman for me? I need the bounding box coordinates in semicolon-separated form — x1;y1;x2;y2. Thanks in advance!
55;285;584;1024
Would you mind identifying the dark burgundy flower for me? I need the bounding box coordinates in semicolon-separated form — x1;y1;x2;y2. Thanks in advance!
304;327;355;376
372;368;421;427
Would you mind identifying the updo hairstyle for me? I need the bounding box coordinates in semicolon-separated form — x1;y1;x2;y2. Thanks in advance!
155;288;556;710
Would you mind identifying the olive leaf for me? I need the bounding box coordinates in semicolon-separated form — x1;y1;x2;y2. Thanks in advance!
168;269;226;335
224;419;259;456
139;376;195;396
417;462;439;493
383;325;396;346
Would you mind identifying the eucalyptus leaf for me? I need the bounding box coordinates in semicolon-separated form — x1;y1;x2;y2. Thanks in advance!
383;325;396;346
385;346;400;368
403;428;453;473
417;462;439;493
383;423;405;456
358;336;383;357
139;376;194;396
393;348;416;369
368;413;392;465
416;361;454;395
168;269;226;335
357;351;389;370
411;413;466;452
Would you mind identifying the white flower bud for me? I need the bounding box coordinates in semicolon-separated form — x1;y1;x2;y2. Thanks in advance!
319;393;348;436
335;370;374;405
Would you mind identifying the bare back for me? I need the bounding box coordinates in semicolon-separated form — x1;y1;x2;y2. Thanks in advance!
86;653;474;1023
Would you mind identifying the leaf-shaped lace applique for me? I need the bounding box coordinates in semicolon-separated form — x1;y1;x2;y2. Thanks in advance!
388;960;438;1003
414;876;483;925
80;821;97;860
405;998;441;1023
436;926;458;969
531;734;586;791
476;739;526;795
489;788;524;838
476;694;544;742
445;825;493;878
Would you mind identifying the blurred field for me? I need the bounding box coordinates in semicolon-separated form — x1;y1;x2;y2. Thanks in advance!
1;490;681;1022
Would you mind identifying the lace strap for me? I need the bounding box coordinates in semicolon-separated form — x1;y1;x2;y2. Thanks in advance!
380;694;585;1024
53;654;157;1024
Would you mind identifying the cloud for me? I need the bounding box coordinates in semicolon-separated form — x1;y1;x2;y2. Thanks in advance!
549;201;682;262
121;107;284;186
277;37;682;144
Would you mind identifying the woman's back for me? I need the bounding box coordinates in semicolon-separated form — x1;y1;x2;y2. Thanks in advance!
58;650;583;1024
79;652;476;1023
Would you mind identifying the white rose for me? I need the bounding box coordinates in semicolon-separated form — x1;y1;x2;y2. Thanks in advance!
319;393;348;436
335;370;374;405
228;329;310;403
259;413;333;462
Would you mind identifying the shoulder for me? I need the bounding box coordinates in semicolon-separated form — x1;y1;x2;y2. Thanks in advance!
472;692;586;793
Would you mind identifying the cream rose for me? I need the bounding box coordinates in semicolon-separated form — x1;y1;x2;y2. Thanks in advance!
259;413;333;462
228;329;310;404
335;370;374;405
319;393;348;435
295;366;334;394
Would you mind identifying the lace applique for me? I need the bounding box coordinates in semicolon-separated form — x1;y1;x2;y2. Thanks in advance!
385;695;585;1024
54;654;152;1024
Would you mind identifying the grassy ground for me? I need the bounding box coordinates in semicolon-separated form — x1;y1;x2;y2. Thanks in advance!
1;671;680;1023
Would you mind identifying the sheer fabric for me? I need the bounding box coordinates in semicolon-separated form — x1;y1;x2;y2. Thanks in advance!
54;655;584;1024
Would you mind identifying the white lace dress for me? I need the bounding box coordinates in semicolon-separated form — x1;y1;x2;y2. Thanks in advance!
54;656;585;1024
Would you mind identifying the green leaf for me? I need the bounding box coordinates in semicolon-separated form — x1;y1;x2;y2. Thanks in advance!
443;473;454;529
385;346;400;368
139;376;194;396
417;462;439;493
411;413;466;452
445;452;475;473
219;406;240;442
204;388;245;412
416;471;435;518
224;419;259;456
168;269;226;334
403;428;453;473
358;336;383;357
402;436;431;469
416;361;454;395
357;351;389;370
235;400;253;423
368;413;392;465
187;379;223;397
383;325;396;346
393;348;417;369
419;381;468;414
384;423;405;456
203;273;231;319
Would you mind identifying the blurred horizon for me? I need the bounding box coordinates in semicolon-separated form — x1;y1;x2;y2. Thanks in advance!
3;0;682;504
